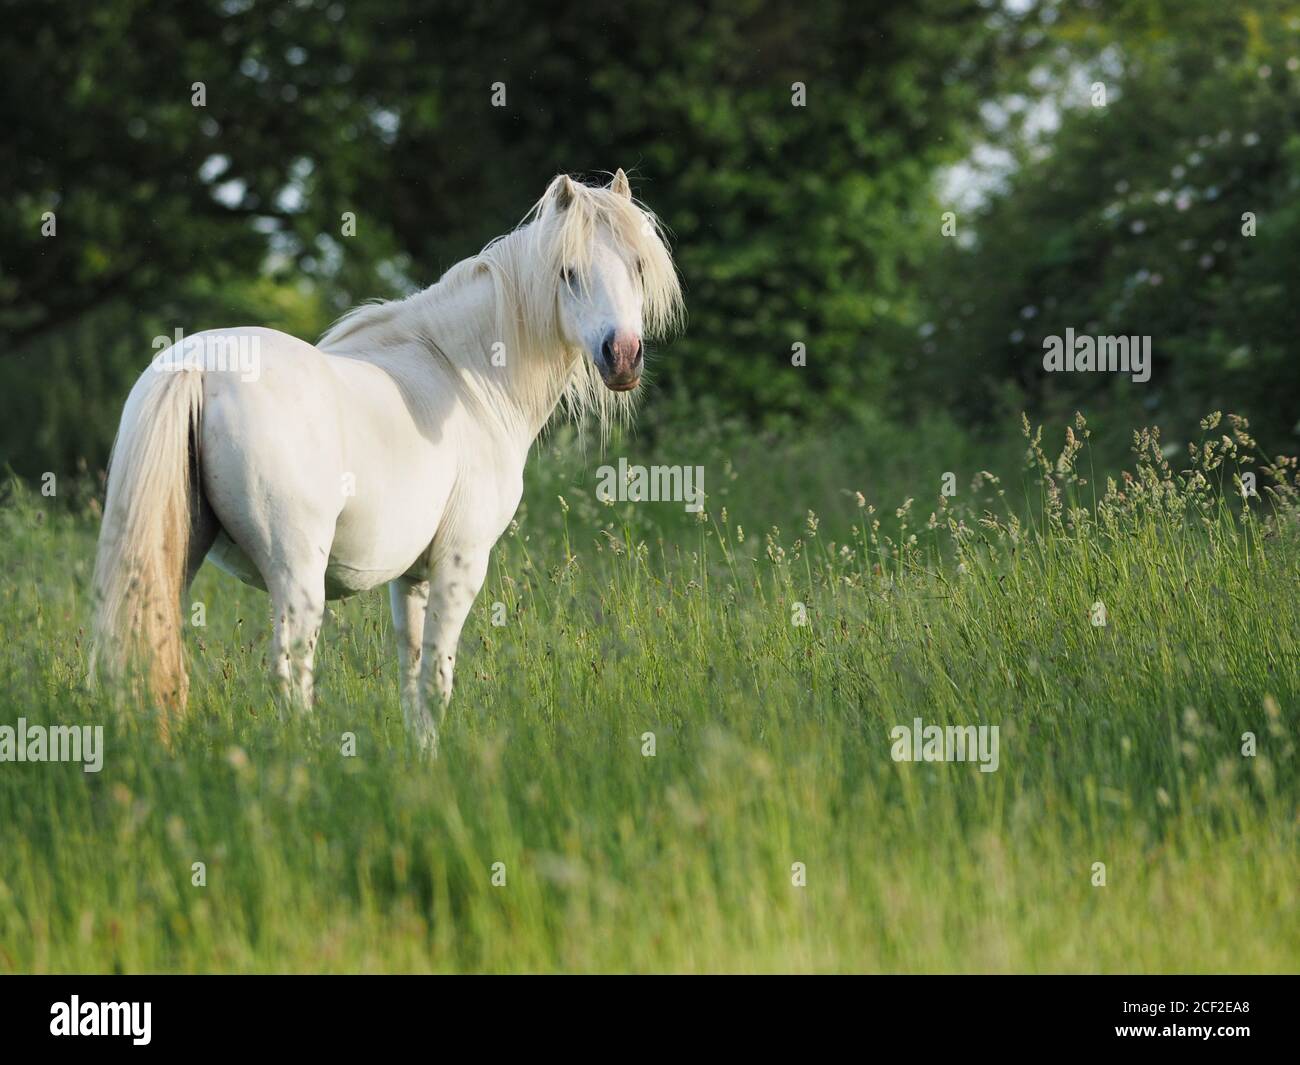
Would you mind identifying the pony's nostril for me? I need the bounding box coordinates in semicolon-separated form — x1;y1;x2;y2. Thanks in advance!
601;332;642;377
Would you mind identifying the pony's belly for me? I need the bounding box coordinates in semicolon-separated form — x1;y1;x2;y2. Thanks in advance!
207;532;409;601
321;558;411;599
327;494;446;591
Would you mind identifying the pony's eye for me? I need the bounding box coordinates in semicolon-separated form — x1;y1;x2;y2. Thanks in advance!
560;267;576;286
634;258;644;279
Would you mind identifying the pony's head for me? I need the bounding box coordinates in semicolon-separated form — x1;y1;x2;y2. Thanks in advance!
321;171;684;441
518;170;683;395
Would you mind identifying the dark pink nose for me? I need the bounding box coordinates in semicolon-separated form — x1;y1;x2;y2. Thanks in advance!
599;329;642;388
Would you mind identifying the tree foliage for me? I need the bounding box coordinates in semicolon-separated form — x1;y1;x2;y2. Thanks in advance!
915;0;1300;446
0;0;1035;476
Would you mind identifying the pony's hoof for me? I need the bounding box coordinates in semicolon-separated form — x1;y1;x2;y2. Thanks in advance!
413;727;440;758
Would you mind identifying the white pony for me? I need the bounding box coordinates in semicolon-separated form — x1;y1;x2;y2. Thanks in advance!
91;170;683;749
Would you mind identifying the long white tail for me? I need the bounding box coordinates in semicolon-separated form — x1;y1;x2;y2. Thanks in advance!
91;365;204;735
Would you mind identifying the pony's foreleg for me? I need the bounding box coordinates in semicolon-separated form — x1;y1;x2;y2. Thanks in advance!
415;547;490;754
388;576;432;738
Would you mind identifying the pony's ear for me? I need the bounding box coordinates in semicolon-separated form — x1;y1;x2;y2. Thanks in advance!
610;168;632;200
548;174;578;211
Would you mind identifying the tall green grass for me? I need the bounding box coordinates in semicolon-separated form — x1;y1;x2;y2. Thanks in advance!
0;413;1296;972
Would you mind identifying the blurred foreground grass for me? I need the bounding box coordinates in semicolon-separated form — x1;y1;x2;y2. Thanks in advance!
0;412;1296;972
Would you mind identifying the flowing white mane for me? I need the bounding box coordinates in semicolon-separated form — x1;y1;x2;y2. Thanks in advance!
319;174;684;441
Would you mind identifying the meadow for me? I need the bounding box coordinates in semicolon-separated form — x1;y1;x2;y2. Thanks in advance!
0;411;1296;973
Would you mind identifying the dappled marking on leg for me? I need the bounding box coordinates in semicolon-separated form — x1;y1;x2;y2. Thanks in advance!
419;548;491;736
390;577;435;746
268;572;327;713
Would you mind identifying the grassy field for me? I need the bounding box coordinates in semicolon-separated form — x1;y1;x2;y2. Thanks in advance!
0;411;1297;973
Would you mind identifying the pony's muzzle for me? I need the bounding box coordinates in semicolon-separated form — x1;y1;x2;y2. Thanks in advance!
599;329;642;390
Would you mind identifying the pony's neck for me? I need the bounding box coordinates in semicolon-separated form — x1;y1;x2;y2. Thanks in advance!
414;270;577;450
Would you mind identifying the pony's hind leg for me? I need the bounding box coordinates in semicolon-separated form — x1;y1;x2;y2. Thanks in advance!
266;557;328;711
202;508;334;711
221;522;331;712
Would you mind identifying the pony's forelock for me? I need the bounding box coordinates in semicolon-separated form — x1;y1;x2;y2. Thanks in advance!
522;176;684;335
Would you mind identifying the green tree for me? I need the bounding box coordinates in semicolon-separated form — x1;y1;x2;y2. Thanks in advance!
916;0;1300;447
